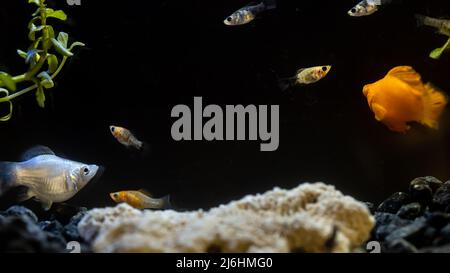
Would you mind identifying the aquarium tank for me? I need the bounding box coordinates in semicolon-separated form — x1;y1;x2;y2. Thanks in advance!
0;0;450;257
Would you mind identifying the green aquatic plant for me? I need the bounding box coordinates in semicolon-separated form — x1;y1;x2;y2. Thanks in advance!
430;37;450;60
0;0;84;121
415;15;450;60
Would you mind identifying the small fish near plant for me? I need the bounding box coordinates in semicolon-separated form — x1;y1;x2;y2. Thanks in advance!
0;0;85;121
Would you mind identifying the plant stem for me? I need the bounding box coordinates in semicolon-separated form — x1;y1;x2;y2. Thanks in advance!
0;57;68;103
12;74;26;83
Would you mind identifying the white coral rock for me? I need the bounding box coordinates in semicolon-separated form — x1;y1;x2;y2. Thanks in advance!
78;183;374;253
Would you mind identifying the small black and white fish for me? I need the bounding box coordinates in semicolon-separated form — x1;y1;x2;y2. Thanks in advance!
348;0;392;17
0;146;101;210
278;65;332;91
224;0;277;26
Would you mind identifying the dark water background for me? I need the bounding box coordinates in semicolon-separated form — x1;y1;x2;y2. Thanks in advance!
0;0;449;211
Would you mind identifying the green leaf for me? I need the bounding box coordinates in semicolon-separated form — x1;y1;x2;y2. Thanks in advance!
47;54;59;74
32;8;40;17
37;72;54;89
69;41;86;51
0;88;13;121
32;37;43;49
51;38;73;57
47;10;67;21
35;85;46;108
429;38;450;60
28;23;44;41
28;0;40;6
28;17;40;29
43;26;55;50
44;25;55;39
17;49;28;59
57;32;69;48
430;48;443;60
0;72;17;91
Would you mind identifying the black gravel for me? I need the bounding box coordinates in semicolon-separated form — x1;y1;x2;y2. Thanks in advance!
371;176;450;253
0;204;90;253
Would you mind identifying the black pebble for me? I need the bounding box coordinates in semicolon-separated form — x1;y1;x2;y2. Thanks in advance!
63;211;87;242
2;206;38;223
373;212;413;241
370;177;450;253
425;212;450;229
385;239;418;253
420;244;450;253
431;181;450;212
39;220;64;236
411;177;443;194
397;203;423;220
384;217;427;245
441;223;450;238
365;202;375;214
0;205;90;253
409;178;433;206
377;192;411;214
0;215;63;252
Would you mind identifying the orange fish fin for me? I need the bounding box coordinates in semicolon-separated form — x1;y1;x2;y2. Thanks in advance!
371;103;387;121
420;83;448;129
386;121;411;133
363;84;372;97
138;189;152;197
387;66;423;88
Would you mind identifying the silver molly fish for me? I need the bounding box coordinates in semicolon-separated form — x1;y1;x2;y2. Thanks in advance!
0;146;101;210
348;0;393;17
224;0;277;26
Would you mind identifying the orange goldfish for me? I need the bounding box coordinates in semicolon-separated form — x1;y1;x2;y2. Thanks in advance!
109;189;171;209
363;66;448;133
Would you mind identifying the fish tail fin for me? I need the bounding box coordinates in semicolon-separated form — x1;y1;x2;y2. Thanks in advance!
278;77;297;92
421;83;448;129
263;0;277;10
138;141;151;158
0;162;16;196
269;69;296;92
160;195;172;210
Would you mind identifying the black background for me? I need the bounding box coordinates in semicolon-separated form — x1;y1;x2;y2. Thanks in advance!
0;0;449;211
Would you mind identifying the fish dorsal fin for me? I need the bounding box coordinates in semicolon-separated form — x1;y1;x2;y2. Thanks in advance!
138;189;152;197
296;68;306;75
262;0;277;10
20;145;55;161
245;1;260;7
40;199;53;211
387;66;423;87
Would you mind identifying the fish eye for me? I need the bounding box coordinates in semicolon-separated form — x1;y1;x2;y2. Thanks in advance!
113;193;119;198
110;127;115;132
322;67;328;71
83;167;90;176
351;8;356;13
227;17;232;22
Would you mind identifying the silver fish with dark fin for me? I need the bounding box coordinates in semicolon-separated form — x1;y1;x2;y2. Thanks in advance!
348;0;392;17
0;145;101;210
224;0;277;26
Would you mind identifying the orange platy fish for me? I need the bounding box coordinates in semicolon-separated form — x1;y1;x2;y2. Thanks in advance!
363;66;448;133
109;189;171;209
110;125;145;151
